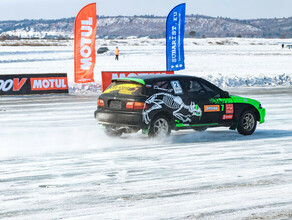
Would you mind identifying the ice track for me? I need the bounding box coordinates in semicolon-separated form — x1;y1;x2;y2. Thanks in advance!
0;88;292;220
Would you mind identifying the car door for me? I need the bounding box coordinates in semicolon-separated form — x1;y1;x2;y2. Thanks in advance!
168;79;199;124
197;80;226;124
144;78;199;126
143;79;181;125
199;79;235;124
183;78;223;125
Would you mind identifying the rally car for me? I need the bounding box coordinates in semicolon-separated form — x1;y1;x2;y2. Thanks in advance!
94;75;265;137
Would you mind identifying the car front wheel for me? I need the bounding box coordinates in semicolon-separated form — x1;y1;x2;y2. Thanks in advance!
149;116;171;138
237;110;257;135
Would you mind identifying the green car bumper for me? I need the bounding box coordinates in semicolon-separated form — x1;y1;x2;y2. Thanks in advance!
259;107;266;124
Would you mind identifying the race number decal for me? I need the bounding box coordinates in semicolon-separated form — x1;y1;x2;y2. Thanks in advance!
171;80;183;94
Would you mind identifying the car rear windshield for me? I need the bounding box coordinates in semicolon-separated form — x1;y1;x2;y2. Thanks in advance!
103;81;144;95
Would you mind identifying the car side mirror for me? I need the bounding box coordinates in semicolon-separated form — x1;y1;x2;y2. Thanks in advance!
222;91;229;98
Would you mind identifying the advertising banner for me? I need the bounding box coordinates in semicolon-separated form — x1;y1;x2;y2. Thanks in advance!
74;3;97;83
101;71;174;91
0;73;68;95
166;3;186;71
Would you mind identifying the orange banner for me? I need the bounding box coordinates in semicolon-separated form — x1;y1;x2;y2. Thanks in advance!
74;3;97;83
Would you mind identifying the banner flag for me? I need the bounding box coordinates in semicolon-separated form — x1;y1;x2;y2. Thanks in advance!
74;3;97;83
166;3;186;71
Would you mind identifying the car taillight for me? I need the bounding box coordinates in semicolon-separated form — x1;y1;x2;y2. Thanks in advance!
97;99;104;107
126;102;134;109
134;102;147;110
126;102;148;110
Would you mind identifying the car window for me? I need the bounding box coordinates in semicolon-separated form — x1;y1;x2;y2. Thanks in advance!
188;80;204;93
153;81;173;93
200;81;219;98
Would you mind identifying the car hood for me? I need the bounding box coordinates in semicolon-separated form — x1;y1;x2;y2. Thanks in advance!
230;95;261;109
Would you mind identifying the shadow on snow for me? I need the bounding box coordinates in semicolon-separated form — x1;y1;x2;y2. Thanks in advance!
168;129;292;144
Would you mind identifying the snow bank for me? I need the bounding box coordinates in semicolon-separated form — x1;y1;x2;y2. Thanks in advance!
67;73;292;95
205;73;292;88
69;81;102;94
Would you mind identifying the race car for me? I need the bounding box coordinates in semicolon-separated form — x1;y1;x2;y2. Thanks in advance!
94;75;265;137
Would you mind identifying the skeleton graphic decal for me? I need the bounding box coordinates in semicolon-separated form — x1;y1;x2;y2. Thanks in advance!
143;93;202;124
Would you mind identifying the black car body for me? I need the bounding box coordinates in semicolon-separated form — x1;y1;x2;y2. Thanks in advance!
95;75;265;137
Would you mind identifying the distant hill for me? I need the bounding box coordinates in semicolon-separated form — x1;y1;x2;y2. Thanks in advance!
0;15;291;39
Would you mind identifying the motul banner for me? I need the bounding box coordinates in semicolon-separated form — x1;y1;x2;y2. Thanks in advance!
74;3;97;83
101;71;174;91
0;73;68;95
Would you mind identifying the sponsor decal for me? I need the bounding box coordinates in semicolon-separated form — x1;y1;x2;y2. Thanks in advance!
101;71;174;91
0;78;27;92
30;77;68;91
209;98;233;104
223;114;233;120
204;105;220;112
104;83;142;95
226;104;234;114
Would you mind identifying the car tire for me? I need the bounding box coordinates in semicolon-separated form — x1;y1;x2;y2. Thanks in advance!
104;125;123;137
193;126;207;132
237;110;257;135
148;115;171;138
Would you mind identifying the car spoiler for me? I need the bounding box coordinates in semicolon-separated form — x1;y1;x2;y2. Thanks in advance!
112;78;146;85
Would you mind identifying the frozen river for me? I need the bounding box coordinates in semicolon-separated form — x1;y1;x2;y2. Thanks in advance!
0;87;291;219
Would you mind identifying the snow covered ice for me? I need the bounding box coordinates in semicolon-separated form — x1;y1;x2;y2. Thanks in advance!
0;38;292;219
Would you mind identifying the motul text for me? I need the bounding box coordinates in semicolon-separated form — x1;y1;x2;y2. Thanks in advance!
80;17;93;71
30;77;68;91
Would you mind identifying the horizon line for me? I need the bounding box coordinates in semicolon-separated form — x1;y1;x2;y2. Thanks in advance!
0;14;291;22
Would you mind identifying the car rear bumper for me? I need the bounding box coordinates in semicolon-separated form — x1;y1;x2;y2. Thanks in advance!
94;109;144;128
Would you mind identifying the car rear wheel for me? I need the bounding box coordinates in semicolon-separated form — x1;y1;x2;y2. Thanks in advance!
149;116;171;138
237;110;257;135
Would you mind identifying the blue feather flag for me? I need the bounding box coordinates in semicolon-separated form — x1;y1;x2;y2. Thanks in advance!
166;3;186;71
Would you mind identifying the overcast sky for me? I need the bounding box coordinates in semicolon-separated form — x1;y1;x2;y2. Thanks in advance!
0;0;291;21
